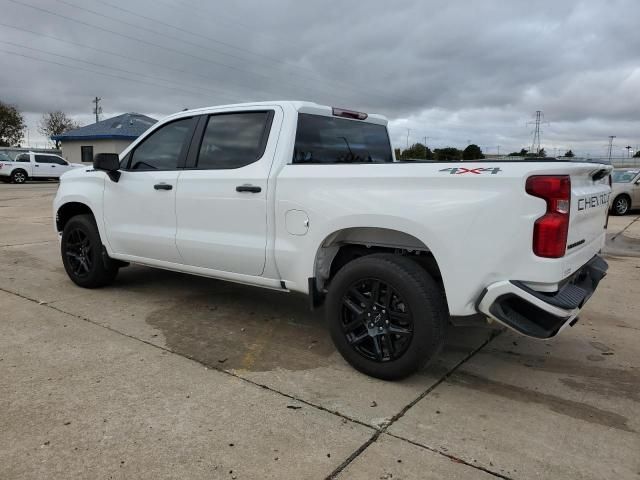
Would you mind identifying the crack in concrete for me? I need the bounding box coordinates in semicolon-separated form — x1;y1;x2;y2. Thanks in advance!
326;329;506;480
610;214;640;241
0;286;376;432
383;432;515;480
1;285;511;479
0;240;55;248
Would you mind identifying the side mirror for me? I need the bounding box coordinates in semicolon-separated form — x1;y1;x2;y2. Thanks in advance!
93;153;121;182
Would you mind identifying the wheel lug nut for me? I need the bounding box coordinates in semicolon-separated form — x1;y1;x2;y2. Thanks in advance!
373;306;377;311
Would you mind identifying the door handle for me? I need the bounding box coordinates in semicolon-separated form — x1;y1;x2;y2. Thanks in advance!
236;184;261;193
35;165;40;167
51;165;56;168
154;183;173;190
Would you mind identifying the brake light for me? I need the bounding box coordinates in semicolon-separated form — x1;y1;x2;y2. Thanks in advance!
526;175;571;258
332;107;368;120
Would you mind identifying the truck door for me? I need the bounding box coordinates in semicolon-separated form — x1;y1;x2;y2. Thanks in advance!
103;117;197;263
34;154;56;177
175;107;282;276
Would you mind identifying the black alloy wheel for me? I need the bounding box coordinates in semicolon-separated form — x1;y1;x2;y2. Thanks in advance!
341;278;414;362
326;253;447;380
64;228;93;278
60;214;119;288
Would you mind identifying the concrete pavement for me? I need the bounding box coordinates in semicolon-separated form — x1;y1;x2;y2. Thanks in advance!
1;182;639;479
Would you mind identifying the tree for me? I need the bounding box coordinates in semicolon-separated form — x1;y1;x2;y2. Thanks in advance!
634;150;640;158
462;144;485;160
434;147;462;161
394;148;402;159
507;148;528;156
400;142;433;160
563;149;575;158
0;101;25;147
38;111;79;149
537;148;547;157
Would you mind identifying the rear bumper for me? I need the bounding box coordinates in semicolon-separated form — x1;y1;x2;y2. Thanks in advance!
477;255;608;339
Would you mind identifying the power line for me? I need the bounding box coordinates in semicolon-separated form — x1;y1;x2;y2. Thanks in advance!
6;0;350;104
0;39;240;102
0;22;262;102
0;47;234;102
147;0;396;101
52;0;362;104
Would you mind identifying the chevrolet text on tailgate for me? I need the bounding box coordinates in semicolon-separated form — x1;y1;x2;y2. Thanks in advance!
53;101;612;379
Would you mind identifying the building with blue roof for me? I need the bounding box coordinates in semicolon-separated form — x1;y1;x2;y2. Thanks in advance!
51;113;157;164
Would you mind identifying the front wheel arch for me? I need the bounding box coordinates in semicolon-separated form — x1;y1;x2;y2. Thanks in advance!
56;202;96;233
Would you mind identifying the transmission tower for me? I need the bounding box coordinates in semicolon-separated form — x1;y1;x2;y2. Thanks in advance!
527;110;548;155
92;96;102;123
607;136;616;161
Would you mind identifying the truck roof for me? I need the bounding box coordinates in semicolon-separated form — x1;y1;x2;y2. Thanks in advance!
165;101;389;126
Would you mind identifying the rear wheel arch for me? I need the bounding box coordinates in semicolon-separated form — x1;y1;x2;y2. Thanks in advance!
312;227;445;301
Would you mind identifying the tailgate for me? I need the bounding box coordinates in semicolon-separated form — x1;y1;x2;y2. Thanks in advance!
567;164;612;255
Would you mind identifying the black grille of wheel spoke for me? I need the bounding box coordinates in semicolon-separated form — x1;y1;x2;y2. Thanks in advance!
341;278;414;362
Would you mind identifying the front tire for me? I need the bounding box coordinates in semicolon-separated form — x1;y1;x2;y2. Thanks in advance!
612;195;630;215
326;254;447;380
61;214;119;288
10;169;27;184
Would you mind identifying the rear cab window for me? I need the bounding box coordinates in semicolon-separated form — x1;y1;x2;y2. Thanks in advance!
293;113;393;164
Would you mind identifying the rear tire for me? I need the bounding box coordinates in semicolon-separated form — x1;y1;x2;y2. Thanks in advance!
61;214;119;288
10;169;27;184
611;195;630;215
326;254;447;380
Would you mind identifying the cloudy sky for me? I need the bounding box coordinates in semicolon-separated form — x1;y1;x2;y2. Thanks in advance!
1;0;638;157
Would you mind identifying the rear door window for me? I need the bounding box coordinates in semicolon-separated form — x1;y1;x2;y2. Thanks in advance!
293;114;392;164
196;112;272;169
35;155;54;163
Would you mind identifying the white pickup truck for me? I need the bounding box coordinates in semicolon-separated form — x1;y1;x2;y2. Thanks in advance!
53;101;612;379
0;151;83;183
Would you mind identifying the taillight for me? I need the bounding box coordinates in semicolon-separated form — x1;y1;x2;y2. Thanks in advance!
526;175;571;258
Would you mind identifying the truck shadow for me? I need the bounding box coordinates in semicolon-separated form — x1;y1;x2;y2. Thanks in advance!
111;266;497;376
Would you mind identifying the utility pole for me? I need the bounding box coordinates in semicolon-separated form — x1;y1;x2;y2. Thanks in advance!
406;129;411;150
607;136;616;162
496;145;501;156
423;136;432;160
92;96;102;123
625;145;632;158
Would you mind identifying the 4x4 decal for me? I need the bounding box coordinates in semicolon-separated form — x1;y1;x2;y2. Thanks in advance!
439;167;502;175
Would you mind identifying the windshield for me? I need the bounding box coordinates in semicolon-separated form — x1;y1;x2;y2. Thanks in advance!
293;113;392;164
612;170;639;183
